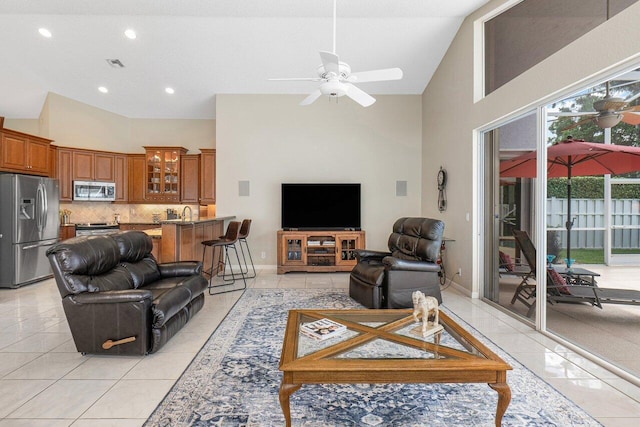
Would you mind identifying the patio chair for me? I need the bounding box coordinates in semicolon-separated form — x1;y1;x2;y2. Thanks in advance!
499;249;534;285
510;230;640;317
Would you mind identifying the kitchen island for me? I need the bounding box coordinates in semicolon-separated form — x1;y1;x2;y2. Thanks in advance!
160;216;235;266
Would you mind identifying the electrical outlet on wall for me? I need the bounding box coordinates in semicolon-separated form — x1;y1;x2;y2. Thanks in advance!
261;251;266;259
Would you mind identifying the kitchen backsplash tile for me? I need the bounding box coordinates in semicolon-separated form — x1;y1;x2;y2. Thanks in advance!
59;203;200;224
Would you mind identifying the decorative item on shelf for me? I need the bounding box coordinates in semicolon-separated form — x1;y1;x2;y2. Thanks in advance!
547;254;555;268
411;290;443;338
59;209;72;225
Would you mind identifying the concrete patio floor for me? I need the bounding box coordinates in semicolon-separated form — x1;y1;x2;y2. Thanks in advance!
497;264;640;379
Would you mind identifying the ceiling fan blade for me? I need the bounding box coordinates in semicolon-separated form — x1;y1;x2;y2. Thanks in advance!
548;111;597;117
344;83;376;107
560;116;594;132
621;111;640;126
319;51;340;76
599;99;628;111
619;104;640;112
348;68;403;83
300;89;322;106
268;78;323;81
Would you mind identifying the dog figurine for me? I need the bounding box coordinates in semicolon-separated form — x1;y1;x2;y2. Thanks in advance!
412;291;439;337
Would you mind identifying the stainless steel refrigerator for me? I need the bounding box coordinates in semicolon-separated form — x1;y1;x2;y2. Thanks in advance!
0;174;59;288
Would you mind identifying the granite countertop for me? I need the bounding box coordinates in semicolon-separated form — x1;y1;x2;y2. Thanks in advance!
119;222;159;225
143;228;162;238
160;215;236;225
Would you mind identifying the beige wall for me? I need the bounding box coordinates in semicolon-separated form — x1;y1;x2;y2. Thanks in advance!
216;94;423;266
38;93;215;153
421;1;640;295
2;118;40;135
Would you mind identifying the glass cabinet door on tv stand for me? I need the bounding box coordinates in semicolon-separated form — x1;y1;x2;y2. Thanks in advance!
283;234;307;265
336;234;362;267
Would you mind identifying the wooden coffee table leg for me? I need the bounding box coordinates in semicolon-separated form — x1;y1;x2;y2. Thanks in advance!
489;382;511;426
279;381;301;427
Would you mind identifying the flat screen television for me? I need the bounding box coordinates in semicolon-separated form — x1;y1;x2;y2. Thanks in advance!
281;183;361;230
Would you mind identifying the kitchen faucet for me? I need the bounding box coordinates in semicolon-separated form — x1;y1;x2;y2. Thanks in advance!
182;205;192;222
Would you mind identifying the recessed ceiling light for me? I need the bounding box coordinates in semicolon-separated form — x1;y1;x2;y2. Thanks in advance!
38;28;52;38
98;86;109;94
165;87;175;94
124;29;136;39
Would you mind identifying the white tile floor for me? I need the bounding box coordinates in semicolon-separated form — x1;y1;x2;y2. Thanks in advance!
1;269;639;426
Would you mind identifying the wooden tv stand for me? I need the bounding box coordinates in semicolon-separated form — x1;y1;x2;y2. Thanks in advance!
277;230;365;274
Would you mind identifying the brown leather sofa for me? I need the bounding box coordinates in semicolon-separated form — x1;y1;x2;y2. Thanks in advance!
349;217;444;308
47;231;207;355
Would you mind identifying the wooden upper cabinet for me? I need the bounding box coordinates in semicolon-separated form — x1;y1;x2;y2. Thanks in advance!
127;154;146;203
94;153;115;181
180;154;200;203
114;154;127;202
57;148;73;201
0;129;53;176
72;150;94;181
199;148;216;205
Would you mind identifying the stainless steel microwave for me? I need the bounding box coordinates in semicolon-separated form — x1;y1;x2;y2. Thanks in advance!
73;181;116;201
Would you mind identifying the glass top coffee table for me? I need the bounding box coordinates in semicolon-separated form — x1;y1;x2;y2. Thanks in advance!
279;309;512;427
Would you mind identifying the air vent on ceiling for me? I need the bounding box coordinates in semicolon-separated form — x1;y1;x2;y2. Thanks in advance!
106;59;125;68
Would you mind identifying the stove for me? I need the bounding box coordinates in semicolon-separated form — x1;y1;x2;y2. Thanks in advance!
75;223;120;236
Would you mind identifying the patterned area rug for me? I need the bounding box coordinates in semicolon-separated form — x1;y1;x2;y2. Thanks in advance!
145;289;601;426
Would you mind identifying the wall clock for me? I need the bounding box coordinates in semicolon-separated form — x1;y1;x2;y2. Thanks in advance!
438;167;447;212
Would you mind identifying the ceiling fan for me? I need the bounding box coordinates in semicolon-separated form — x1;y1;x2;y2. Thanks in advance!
269;0;403;107
549;81;640;131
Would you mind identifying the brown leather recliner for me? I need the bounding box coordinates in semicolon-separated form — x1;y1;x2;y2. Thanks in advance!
349;217;444;308
46;231;207;355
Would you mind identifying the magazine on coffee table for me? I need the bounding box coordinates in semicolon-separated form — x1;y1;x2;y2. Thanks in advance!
300;318;346;341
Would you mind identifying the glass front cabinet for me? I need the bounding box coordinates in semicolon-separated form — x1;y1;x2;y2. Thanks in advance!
281;234;307;266
144;147;187;202
336;234;362;267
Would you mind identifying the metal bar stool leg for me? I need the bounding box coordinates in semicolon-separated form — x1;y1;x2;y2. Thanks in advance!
230;242;247;290
218;245;236;284
239;237;256;279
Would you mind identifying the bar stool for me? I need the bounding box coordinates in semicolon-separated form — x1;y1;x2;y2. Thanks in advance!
238;219;256;279
201;221;246;295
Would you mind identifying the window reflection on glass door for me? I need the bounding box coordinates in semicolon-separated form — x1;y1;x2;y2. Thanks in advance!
482;112;538;322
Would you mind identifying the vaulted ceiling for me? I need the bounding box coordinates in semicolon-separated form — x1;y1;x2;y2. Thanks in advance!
0;0;490;119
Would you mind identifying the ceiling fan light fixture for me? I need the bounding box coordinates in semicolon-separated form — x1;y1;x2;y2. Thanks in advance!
593;112;623;128
320;81;347;97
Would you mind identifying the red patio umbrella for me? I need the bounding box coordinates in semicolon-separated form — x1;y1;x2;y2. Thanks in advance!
500;138;640;260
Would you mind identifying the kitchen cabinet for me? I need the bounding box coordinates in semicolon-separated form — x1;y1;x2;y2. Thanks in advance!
57;148;73;201
144;146;187;203
72;150;94;181
180;154;200;203
127;154;146;203
59;225;76;241
114;154;127;202
118;224;158;231
199;148;216;205
94;153;115;181
57;147;123;202
0;128;52;176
